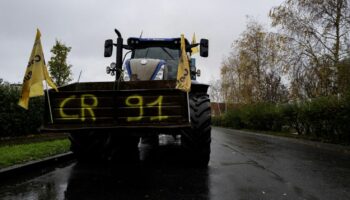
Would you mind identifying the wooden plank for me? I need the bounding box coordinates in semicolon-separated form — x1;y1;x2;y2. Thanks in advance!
50;80;177;92
51;97;114;108
53;117;114;124
52;116;187;125
43;123;191;132
117;116;187;124
116;106;184;117
49;91;115;99
49;92;185;107
51;95;185;108
52;106;184;119
52;107;114;118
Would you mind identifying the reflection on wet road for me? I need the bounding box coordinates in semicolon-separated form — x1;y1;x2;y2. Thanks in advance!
0;127;349;200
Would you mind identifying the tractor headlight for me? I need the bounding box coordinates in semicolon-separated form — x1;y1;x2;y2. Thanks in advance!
123;69;130;81
153;65;165;80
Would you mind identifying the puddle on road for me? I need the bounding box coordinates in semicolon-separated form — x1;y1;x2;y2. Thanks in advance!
0;162;74;200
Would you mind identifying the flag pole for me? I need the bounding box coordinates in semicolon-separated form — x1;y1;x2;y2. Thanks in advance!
45;81;54;124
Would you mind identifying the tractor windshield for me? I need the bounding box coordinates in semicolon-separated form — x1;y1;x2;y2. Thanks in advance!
133;47;180;79
134;47;179;60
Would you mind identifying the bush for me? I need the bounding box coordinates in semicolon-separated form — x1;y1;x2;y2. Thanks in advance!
215;94;350;144
279;103;300;133
214;103;283;131
211;115;223;127
0;80;44;138
240;103;282;131
292;96;350;143
224;109;244;129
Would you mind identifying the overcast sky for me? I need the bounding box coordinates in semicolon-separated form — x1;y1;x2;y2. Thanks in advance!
0;0;284;84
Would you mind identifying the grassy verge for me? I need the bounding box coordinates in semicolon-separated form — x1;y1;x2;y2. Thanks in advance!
0;133;68;147
0;139;70;169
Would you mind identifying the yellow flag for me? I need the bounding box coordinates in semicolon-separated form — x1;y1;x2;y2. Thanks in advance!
191;33;199;54
18;29;58;109
176;34;191;92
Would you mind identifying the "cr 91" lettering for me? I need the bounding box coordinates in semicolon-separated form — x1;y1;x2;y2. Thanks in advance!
125;95;169;122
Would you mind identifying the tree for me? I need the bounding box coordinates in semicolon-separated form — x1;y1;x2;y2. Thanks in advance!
209;79;224;115
221;19;289;104
269;0;350;98
48;40;73;86
221;55;242;103
209;79;223;103
337;58;350;94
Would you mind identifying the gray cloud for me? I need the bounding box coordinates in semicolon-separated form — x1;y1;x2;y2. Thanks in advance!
0;0;284;84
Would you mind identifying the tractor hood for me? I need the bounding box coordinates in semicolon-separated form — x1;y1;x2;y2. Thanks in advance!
124;58;168;81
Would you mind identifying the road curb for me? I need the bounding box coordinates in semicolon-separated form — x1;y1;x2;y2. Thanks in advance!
0;152;75;180
215;126;350;155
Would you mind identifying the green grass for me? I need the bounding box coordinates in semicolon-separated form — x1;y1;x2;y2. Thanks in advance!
0;139;70;169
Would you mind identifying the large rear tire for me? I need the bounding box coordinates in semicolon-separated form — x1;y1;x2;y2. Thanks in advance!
181;93;211;167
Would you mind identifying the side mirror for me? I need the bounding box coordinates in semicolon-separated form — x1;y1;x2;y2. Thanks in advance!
104;39;113;57
200;39;209;57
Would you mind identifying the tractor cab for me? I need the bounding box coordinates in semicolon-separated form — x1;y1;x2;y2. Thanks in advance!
124;38;186;81
104;30;208;82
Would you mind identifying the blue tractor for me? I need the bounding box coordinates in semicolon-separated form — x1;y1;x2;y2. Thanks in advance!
43;29;211;166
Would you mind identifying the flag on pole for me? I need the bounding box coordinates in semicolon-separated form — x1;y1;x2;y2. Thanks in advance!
18;29;58;109
191;33;199;54
176;34;191;92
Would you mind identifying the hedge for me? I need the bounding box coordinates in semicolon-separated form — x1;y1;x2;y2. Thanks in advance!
0;80;44;138
213;94;350;144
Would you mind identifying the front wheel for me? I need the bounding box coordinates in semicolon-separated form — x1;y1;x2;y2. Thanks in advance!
181;93;211;167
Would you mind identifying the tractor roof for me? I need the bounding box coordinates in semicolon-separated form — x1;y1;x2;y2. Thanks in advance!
127;37;190;50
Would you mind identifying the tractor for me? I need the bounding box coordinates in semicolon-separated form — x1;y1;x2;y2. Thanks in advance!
42;29;211;166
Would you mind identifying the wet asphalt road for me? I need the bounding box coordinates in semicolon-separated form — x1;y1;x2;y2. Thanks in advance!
0;127;349;200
